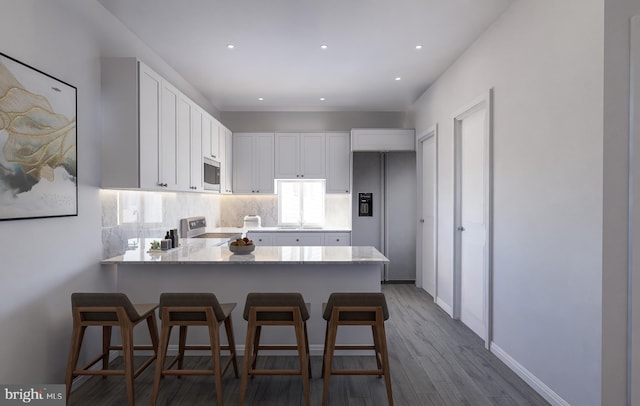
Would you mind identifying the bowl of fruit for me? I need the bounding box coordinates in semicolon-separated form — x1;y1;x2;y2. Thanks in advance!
229;237;255;254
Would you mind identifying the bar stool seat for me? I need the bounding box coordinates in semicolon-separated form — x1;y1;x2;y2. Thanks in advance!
65;292;159;406
151;293;238;406
239;292;311;406
321;292;393;406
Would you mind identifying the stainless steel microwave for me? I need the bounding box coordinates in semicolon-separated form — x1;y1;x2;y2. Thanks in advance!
203;157;221;191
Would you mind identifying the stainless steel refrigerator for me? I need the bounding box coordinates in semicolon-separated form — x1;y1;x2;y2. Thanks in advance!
352;151;417;282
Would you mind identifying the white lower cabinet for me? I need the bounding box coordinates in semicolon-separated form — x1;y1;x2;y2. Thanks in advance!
247;232;274;246
274;233;324;246
322;232;351;246
246;231;351;246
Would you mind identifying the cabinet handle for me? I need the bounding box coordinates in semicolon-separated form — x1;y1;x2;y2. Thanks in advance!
296;239;299;242
336;239;340;241
301;174;304;177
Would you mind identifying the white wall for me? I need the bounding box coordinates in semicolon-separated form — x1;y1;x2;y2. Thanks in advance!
407;1;604;404
0;0;216;384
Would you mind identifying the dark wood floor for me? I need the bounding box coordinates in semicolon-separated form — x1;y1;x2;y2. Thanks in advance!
68;284;549;405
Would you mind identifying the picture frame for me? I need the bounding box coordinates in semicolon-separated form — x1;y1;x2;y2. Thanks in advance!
0;52;77;221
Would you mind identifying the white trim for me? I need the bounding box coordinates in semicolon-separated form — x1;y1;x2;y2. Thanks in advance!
629;15;640;406
491;343;570;406
417;124;439;301
452;89;493;348
436;297;453;317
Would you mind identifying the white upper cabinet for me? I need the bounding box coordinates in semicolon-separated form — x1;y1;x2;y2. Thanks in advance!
101;57;224;193
101;58;165;189
275;132;325;179
189;104;203;191
177;94;192;190
222;126;233;194
351;128;415;151
325;132;350;193
233;133;274;194
202;115;220;160
160;80;179;189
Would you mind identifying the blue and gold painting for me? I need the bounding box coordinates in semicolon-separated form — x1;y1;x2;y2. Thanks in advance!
0;53;77;220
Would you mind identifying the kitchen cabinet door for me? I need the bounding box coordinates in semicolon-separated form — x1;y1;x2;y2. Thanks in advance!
323;232;351;246
160;80;179;189
138;62;163;189
234;133;274;194
300;133;325;178
275;133;299;178
189;105;203;191
223;127;233;194
246;232;274;246
274;233;323;246
325;132;351;193
201;115;222;161
254;134;275;193
177;94;192;190
274;133;325;179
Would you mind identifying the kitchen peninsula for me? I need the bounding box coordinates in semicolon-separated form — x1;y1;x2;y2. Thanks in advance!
101;238;388;353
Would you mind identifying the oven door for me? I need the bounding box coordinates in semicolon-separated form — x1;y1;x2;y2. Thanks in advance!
203;157;221;191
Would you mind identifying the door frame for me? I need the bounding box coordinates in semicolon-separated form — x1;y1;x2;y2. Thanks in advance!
417;125;438;301
453;89;493;348
629;15;640;406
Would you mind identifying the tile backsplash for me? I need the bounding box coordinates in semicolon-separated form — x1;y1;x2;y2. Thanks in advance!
101;190;351;259
219;194;351;228
101;189;221;258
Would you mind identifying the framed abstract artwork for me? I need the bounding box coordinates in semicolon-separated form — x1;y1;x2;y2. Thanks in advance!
0;53;77;221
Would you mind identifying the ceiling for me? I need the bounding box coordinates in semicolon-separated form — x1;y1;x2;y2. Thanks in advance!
97;0;512;113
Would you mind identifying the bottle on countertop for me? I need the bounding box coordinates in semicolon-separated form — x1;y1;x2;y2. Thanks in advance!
170;229;178;248
164;231;173;248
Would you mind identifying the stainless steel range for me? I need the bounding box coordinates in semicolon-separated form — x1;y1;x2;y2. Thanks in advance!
179;216;241;239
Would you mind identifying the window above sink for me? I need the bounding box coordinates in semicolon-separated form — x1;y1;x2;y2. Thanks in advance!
276;179;325;228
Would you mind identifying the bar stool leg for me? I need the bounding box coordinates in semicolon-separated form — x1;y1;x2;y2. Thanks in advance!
102;326;112;374
224;315;239;378
294;315;310;406
120;322;135;406
151;322;171;406
239;310;257;406
207;320;224;406
250;325;261;374
377;321;393;406
322;316;339;406
178;325;188;374
65;323;85;400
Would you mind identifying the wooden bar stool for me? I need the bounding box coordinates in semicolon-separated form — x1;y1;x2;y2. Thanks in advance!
151;293;238;406
321;292;393;406
239;292;311;406
65;292;159;406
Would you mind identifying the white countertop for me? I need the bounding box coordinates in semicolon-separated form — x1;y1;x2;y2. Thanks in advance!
101;238;387;265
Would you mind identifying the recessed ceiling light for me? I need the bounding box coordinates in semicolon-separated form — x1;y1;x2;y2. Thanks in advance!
395;77;402;81
320;97;325;101
320;45;328;50
258;97;264;101
415;45;423;50
226;44;235;49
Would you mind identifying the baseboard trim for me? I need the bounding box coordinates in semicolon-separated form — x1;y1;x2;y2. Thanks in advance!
490;342;570;406
436;297;453;316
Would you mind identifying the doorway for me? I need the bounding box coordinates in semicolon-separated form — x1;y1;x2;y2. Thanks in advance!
419;126;437;299
453;90;493;347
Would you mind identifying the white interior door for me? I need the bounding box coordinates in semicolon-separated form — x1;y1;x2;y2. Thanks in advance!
454;92;492;344
421;134;437;297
